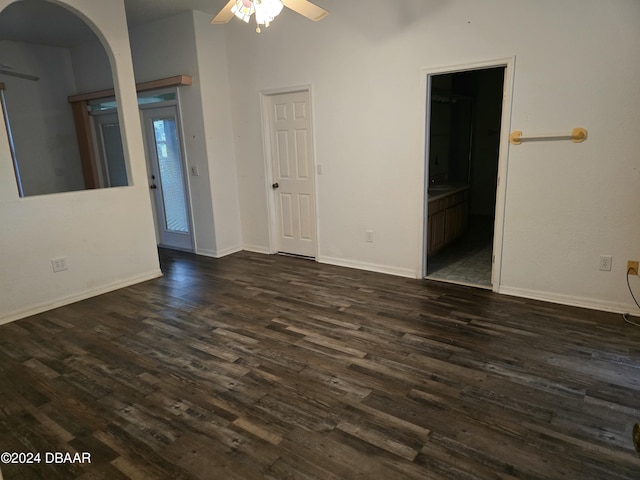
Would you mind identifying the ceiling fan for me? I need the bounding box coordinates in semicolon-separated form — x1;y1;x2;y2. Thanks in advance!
212;0;328;33
0;63;39;82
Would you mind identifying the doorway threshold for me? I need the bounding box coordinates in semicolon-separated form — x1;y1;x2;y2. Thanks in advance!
277;252;316;260
425;275;492;291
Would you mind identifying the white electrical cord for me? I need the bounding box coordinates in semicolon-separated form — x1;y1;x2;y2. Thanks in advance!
623;267;640;327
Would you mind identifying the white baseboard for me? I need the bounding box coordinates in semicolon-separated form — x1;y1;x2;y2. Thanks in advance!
195;248;216;258
196;245;243;258
318;255;415;278
0;270;163;326
214;245;243;258
242;244;271;255
498;285;636;314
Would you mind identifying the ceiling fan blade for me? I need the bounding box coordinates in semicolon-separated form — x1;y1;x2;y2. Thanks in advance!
0;69;39;82
211;0;237;24
282;0;328;21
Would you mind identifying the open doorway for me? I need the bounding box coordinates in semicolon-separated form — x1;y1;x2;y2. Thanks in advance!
425;66;505;288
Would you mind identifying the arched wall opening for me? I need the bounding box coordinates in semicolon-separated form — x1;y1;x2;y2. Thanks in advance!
0;0;131;196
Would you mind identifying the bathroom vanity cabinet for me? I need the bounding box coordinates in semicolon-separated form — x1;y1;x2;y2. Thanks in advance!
427;186;469;256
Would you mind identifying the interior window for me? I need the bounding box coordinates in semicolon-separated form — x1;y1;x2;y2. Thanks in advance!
0;0;126;197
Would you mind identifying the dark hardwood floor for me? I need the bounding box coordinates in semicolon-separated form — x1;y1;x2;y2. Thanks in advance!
1;249;640;479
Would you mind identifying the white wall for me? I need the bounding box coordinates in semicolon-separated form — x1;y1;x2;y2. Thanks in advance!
7;0;635;319
0;0;160;324
192;10;243;257
0;40;85;196
224;0;640;312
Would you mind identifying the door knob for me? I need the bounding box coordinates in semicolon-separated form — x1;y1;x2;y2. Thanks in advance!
150;184;157;189
272;182;279;189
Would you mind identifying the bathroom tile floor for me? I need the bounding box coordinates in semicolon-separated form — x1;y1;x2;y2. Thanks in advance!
426;215;494;288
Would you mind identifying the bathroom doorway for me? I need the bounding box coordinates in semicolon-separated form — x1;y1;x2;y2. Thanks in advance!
424;66;506;289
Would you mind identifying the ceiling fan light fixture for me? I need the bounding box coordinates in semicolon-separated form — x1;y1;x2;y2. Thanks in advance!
231;0;284;32
231;0;255;23
214;0;326;30
254;0;283;25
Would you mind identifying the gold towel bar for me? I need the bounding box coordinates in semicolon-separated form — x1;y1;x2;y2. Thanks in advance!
510;127;587;145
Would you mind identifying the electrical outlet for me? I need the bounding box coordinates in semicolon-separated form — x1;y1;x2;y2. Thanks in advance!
599;255;612;271
51;257;68;273
628;260;639;275
190;165;199;176
366;230;374;243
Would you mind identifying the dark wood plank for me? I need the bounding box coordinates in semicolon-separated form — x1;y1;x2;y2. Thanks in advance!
1;248;640;479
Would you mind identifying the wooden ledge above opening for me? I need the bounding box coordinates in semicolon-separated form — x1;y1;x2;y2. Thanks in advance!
67;75;192;103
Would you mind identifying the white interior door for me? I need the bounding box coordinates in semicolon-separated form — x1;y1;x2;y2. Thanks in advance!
141;105;193;252
267;90;317;258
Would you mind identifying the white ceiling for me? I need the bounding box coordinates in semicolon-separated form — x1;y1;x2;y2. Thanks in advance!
0;0;228;48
